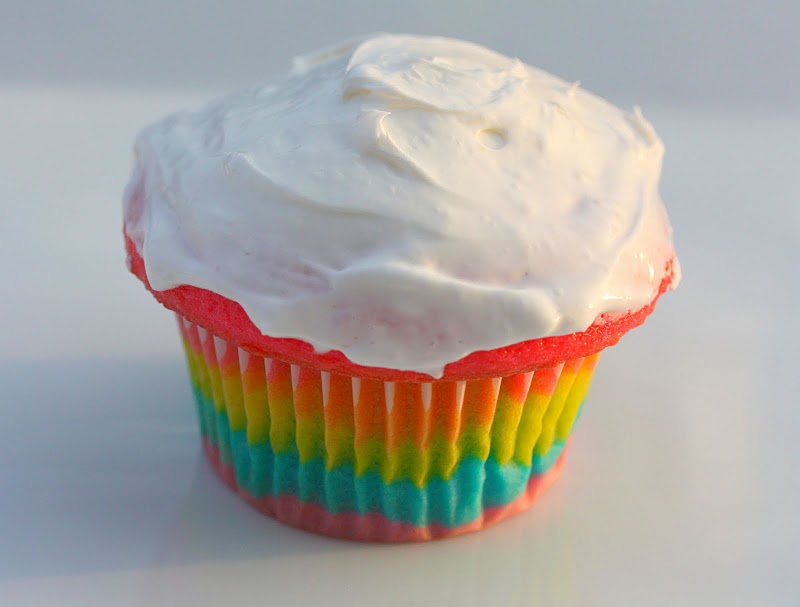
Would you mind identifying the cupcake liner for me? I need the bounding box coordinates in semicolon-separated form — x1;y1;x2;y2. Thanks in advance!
176;313;600;541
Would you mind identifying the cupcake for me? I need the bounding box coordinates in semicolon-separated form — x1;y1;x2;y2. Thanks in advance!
123;34;680;541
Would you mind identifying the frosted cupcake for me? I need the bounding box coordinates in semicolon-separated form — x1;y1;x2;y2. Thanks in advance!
123;34;680;541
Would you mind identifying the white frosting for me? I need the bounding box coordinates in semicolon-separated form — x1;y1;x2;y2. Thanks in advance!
124;33;679;377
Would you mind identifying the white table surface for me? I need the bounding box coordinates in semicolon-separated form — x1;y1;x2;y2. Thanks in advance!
1;87;798;606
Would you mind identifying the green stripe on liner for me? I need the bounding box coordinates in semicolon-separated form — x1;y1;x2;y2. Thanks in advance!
228;431;564;528
200;400;566;529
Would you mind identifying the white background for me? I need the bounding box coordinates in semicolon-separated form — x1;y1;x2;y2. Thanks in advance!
1;2;799;605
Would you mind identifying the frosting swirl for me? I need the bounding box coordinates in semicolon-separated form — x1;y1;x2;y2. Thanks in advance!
124;33;679;376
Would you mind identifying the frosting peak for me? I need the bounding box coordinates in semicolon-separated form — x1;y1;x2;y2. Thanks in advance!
124;34;679;376
342;35;527;111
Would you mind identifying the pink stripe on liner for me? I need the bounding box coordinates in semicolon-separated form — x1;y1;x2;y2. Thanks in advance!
202;438;566;542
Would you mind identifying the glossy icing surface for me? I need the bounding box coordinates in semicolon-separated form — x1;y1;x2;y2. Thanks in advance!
125;34;679;376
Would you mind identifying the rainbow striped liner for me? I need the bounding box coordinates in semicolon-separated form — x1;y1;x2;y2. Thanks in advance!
176;314;600;541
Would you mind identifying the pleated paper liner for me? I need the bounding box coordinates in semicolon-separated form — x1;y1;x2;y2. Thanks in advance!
176;313;600;542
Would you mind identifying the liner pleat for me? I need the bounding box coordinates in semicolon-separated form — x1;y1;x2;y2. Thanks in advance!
176;314;600;541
